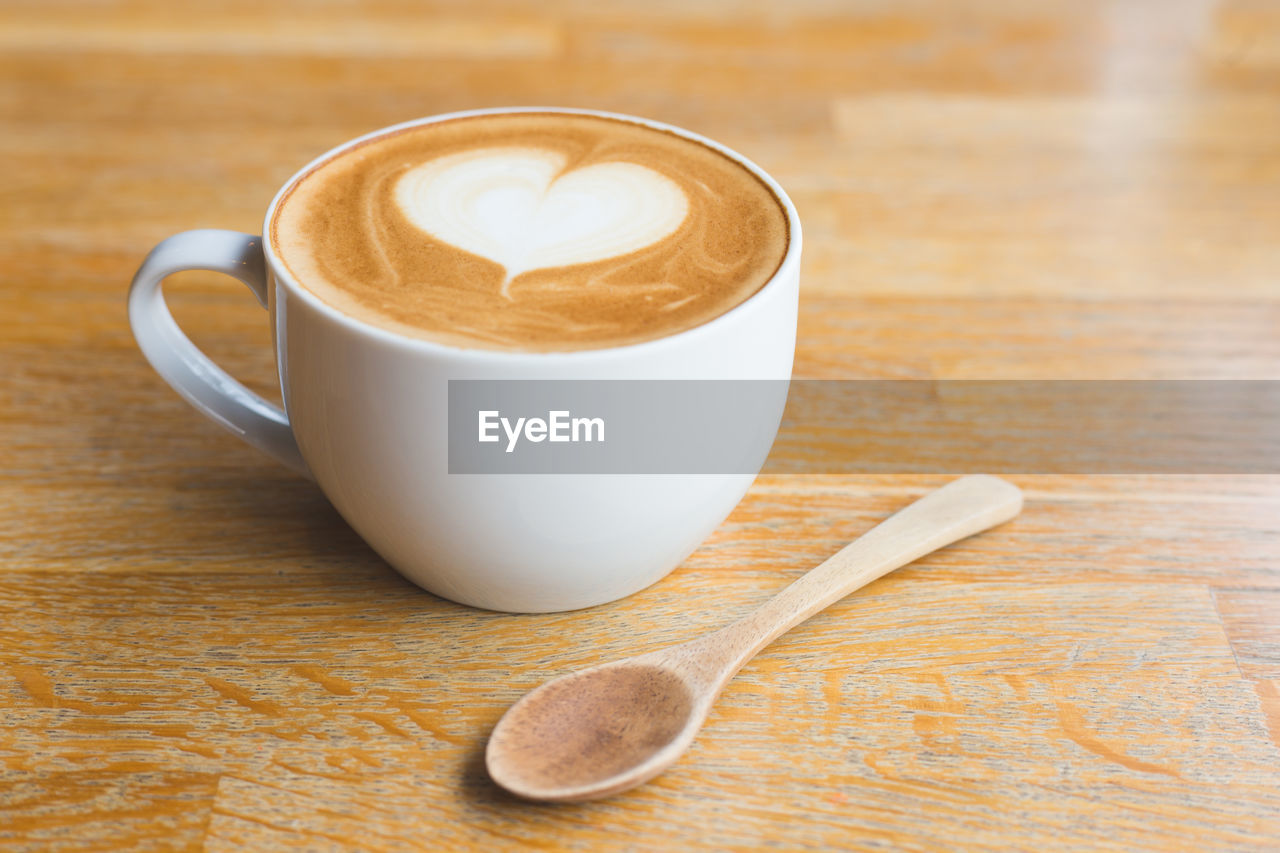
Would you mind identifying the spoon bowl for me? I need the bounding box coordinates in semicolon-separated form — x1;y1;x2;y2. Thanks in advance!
487;475;1023;802
486;660;700;802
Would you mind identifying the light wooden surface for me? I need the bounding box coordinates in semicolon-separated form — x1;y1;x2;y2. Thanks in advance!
2;0;1279;850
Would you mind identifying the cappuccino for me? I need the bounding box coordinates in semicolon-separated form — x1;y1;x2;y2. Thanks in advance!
270;112;789;352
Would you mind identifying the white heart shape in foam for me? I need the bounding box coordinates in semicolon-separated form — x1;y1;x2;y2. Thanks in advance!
394;147;689;288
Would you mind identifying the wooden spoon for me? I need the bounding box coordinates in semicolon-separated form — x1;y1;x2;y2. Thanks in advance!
485;474;1023;802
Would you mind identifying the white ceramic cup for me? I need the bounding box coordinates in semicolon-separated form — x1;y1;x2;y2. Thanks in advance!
128;107;801;612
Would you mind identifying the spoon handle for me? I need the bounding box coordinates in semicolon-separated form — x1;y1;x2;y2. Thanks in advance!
694;475;1022;683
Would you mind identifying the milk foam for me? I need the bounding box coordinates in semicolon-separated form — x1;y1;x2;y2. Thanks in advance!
394;147;689;296
271;112;789;352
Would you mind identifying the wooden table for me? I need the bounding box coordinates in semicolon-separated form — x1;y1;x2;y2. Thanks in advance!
3;1;1278;849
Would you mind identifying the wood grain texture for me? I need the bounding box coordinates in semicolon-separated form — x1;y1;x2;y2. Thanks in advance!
2;0;1279;849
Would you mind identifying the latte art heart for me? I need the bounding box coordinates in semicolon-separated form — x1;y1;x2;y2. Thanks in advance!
394;147;689;293
272;112;789;351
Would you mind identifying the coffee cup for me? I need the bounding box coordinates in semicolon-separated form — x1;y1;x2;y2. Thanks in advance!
129;107;801;612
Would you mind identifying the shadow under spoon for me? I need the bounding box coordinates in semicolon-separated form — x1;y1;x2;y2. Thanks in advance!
485;474;1024;802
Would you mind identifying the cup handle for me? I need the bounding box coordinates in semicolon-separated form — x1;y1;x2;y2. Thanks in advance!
128;228;310;477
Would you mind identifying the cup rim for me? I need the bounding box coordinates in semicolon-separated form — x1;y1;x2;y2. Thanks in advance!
261;106;803;362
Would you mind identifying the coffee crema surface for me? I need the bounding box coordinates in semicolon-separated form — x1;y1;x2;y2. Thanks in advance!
270;113;789;352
